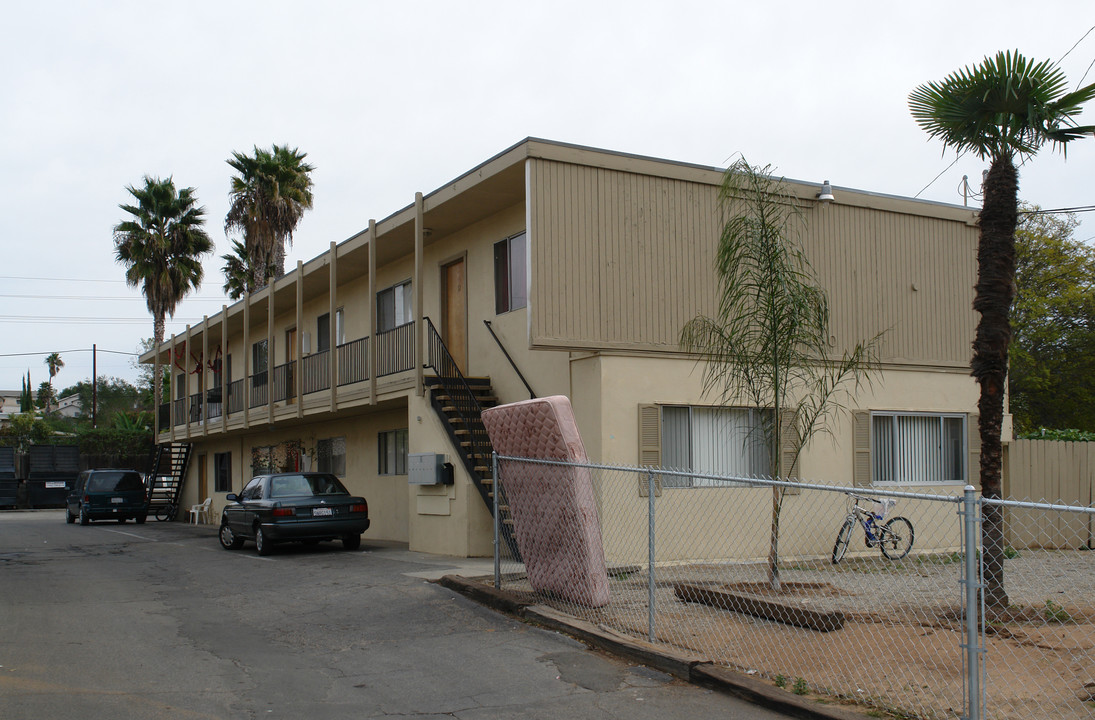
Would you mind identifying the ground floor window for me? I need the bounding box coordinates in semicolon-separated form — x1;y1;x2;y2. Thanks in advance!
317;436;346;476
660;405;771;487
251;441;301;476
214;452;231;492
872;412;967;484
378;429;408;475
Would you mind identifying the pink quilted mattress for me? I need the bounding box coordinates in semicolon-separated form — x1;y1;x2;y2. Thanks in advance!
481;395;610;607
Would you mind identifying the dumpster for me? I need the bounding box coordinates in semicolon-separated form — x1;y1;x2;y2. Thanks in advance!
26;445;80;508
0;447;16;508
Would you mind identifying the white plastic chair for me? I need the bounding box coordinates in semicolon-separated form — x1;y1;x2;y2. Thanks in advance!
190;497;212;525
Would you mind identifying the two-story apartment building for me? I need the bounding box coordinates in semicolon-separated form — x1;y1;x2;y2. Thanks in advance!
147;138;984;558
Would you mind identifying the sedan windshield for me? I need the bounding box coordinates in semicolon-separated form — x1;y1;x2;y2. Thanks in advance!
87;472;145;493
268;474;348;498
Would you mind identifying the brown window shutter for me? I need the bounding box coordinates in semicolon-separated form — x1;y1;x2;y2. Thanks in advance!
853;411;872;487
779;409;801;494
637;404;663;497
967;413;980;490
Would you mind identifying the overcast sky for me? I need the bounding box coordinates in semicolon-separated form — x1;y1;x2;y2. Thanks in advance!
1;1;1092;394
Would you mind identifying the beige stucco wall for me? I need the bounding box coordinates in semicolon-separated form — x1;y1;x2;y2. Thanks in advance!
564;353;977;565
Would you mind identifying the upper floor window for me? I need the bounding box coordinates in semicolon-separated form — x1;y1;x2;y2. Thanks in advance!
871;412;966;484
317;308;345;352
377;281;412;332
252;340;268;385
494;232;527;314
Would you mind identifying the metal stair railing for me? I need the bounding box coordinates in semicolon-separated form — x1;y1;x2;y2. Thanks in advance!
424;319;493;490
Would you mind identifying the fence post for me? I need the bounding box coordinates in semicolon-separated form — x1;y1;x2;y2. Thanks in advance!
647;468;656;642
961;485;983;720
493;452;501;589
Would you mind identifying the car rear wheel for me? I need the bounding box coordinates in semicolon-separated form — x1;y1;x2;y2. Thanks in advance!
135;514;147;524
342;534;361;551
66;507;76;524
219;520;244;550
255;526;272;556
79;506;89;526
118;517;127;524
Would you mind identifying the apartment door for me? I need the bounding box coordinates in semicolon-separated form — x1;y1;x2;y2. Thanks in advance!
441;258;467;374
285;327;297;403
197;454;208;502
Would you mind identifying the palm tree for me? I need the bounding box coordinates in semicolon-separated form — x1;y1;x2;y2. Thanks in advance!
114;176;213;416
224;144;315;290
44;352;63;413
681;159;880;591
221;239;269;300
909;50;1095;609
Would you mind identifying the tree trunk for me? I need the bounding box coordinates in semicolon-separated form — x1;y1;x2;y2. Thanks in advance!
972;156;1018;610
153;314;165;424
767;486;782;592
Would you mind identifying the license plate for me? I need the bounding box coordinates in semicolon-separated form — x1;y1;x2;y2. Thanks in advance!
111;498;124;504
312;507;333;517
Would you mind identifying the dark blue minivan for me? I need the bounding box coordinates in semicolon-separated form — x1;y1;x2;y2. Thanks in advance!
66;469;149;525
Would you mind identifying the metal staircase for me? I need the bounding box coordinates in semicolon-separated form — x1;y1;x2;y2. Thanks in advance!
424;319;519;558
147;442;192;515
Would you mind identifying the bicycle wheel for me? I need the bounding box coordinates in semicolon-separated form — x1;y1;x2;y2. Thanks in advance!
831;518;855;564
880;516;914;560
155;504;175;522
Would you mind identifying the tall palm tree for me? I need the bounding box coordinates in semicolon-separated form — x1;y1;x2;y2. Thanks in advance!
224;144;314;290
114;176;213;415
909;50;1095;609
44;352;64;413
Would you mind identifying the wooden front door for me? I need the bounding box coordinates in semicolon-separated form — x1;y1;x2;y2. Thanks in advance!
441;258;468;374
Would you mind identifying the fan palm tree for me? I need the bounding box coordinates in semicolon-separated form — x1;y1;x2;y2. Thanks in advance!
114;176;213;414
909;50;1095;609
44;352;64;413
221;239;270;300
224;144;314;290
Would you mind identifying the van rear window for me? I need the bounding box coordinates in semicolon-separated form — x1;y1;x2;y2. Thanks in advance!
88;472;145;493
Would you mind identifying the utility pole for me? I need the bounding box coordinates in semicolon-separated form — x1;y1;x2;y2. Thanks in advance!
92;344;97;429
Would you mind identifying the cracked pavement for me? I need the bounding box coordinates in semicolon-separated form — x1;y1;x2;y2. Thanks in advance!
0;511;788;719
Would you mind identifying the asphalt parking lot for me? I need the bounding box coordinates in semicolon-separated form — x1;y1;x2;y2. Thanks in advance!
0;510;792;719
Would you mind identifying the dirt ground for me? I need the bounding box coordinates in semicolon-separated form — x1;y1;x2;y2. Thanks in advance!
495;551;1095;719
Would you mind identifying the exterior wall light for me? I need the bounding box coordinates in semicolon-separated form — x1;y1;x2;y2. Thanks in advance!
817;180;835;204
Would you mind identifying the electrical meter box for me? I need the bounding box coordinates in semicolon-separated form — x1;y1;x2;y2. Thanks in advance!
408;453;454;485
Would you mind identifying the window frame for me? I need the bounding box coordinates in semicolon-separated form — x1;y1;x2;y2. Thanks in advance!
317;308;345;353
494;231;528;315
377;281;413;333
214;452;232;493
252;339;269;386
869;411;968;485
658;404;772;488
378;428;409;476
317;436;346;477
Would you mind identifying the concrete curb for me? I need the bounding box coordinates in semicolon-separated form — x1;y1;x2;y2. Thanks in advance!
436;574;873;720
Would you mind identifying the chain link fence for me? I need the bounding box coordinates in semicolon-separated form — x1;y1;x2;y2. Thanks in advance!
489;454;1095;720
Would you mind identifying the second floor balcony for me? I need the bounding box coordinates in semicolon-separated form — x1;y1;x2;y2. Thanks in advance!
159;322;416;435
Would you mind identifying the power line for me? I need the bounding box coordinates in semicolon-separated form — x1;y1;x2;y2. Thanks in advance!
0;293;226;302
0;315;204;324
0;348;139;358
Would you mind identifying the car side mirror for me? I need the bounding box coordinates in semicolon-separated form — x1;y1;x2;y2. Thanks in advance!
225;493;240;503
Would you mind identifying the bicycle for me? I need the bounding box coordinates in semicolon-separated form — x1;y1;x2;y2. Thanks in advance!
154;502;179;522
831;492;914;563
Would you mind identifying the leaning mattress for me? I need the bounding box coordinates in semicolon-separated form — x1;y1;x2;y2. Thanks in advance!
481;395;609;608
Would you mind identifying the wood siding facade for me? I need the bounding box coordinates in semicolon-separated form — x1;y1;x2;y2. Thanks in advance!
528;157;979;369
